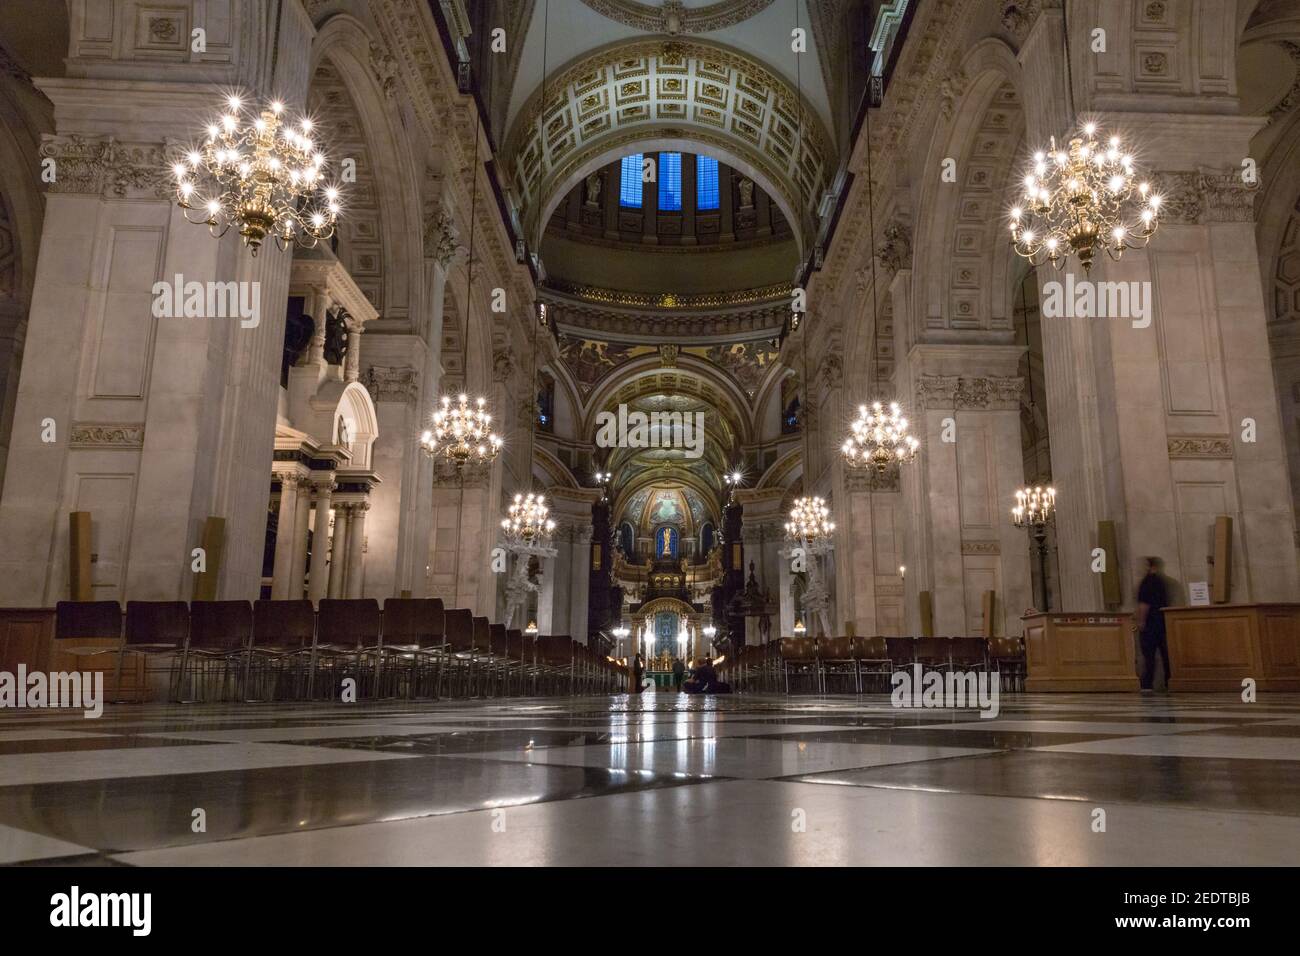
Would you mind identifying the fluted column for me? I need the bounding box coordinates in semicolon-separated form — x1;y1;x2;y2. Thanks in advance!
327;504;350;599
345;501;368;598
344;327;362;383
308;482;335;604
289;480;314;600
271;474;302;599
309;294;333;366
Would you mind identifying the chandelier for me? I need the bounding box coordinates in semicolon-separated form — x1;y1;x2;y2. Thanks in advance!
843;401;920;473
1012;485;1057;528
785;496;835;543
501;492;556;548
419;394;501;467
172;94;341;256
1009;122;1160;273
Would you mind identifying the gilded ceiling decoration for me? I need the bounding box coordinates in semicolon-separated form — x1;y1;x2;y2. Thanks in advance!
507;39;831;236
578;0;777;35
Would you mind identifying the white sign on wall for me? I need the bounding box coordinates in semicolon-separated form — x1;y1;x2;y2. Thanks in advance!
1188;582;1211;606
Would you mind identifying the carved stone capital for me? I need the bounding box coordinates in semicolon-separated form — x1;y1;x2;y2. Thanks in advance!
363;365;419;405
493;347;516;383
916;374;1022;411
844;467;901;492
41;135;170;199
1158;169;1259;225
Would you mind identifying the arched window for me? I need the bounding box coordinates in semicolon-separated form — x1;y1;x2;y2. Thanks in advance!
696;155;719;210
700;522;716;555
658;152;682;211
619;154;643;207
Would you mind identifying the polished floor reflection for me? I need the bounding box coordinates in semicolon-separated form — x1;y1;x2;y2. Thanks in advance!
1;690;1298;865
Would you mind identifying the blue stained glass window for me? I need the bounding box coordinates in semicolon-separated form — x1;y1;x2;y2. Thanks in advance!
619;154;644;207
696;155;720;210
658;152;682;211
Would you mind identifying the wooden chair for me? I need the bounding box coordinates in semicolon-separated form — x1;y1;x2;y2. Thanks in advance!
185;601;252;701
854;635;893;692
379;598;447;698
249;600;315;700
120;601;190;702
315;599;382;700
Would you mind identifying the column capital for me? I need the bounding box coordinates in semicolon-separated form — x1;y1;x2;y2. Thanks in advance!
39;134;171;200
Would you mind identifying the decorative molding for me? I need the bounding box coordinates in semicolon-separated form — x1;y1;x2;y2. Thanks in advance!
577;0;777;35
658;344;679;367
1167;435;1233;459
363;365;419;405
40;135;170;199
961;540;1001;555
818;351;843;391
70;423;145;448
876;219;913;275
1000;0;1046;39
369;39;400;99
1159;169;1258;224
1267;42;1300;122
423;207;461;266
844;467;901;492
915;374;1023;411
493;347;517;383
545;279;790;311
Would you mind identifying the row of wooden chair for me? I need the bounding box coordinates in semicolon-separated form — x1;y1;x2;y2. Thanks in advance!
718;635;1027;695
53;600;622;703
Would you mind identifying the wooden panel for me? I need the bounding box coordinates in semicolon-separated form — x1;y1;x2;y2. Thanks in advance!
0;609;55;672
1023;613;1138;691
1167;604;1300;691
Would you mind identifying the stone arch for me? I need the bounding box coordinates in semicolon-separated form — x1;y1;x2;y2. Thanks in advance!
335;380;380;470
505;37;832;244
914;39;1028;336
309;15;424;325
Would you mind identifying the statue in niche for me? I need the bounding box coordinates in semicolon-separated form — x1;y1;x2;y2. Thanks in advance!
323;309;349;367
337;415;352;448
738;177;755;209
585;171;602;207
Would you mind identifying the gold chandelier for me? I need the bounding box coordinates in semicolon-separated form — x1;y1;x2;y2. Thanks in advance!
501;492;556;547
1012;485;1057;528
420;394;502;467
1009;122;1160;273
172;94;341;256
843;401;920;473
785;496;835;543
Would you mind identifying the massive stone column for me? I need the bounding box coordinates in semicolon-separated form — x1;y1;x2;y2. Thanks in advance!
910;347;1032;636
326;503;348;600
0;0;315;603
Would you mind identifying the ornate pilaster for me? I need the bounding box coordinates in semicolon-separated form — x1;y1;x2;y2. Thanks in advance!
363;365;420;406
38;135;172;200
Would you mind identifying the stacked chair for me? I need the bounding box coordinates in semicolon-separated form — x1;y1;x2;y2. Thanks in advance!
52;599;623;704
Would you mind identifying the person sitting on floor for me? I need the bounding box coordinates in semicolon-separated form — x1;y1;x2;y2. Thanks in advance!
682;657;732;695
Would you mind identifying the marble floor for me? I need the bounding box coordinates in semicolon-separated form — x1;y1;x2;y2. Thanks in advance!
1;690;1298;866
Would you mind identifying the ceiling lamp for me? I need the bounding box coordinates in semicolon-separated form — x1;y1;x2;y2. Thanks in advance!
501;492;556;548
420;394;501;467
1009;122;1160;273
172;94;341;256
843;401;920;472
785;495;835;545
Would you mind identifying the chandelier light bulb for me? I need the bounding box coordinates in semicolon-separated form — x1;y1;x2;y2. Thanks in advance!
843;398;920;472
172;92;342;256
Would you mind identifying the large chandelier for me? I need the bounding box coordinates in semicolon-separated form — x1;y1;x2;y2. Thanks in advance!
501;492;556;548
843;401;920;473
1009;122;1160;273
785;496;835;543
419;393;501;467
172;94;341;256
1012;485;1056;528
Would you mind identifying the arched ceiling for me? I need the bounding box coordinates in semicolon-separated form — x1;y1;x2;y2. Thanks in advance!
505;36;833;242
